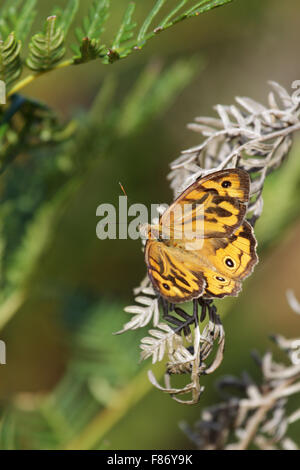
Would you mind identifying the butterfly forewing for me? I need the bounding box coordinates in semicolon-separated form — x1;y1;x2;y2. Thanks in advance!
160;169;250;241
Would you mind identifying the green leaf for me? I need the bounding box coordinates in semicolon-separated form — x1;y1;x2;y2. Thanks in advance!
0;0;22;40
83;0;110;38
158;0;188;28
0;411;17;450
15;0;37;43
73;37;105;64
185;0;233;17
26;15;66;72
0;0;37;43
118;57;201;136
0;0;22;17
137;0;166;46
0;32;22;88
72;0;110;56
118;0;233;54
53;0;79;36
112;2;136;53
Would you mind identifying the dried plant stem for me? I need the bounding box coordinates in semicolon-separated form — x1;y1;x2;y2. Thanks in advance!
236;404;272;450
235;377;297;450
216;122;300;170
182;293;300;449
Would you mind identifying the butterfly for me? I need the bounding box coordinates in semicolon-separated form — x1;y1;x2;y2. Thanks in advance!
143;168;258;303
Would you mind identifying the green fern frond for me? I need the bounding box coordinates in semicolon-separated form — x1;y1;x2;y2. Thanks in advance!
71;0;231;65
112;0;232;58
118;57;200;135
72;0;109;57
0;0;37;43
0;302;141;450
156;0;188;28
0;33;22;88
157;0;232;26
78;0;110;39
2;0;233;92
111;2;136;56
0;0;21;40
4;183;74;292
185;0;233;17
73;37;105;64
0;0;21;16
53;0;79;36
26;15;66;72
15;0;37;43
137;0;166;47
117;0;233;54
0;411;17;450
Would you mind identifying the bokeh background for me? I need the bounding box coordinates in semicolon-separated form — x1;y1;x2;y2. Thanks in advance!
0;0;300;449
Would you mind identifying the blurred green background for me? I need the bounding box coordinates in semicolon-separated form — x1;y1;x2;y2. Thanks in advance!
0;0;300;449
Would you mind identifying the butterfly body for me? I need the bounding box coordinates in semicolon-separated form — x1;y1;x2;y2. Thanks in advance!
144;169;258;303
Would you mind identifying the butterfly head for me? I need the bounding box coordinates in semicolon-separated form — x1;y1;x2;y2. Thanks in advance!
139;223;161;241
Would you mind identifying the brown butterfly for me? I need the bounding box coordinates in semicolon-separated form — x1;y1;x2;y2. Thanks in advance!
143;169;258;303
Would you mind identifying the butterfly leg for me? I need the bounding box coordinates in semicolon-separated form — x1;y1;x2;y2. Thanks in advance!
193;299;199;326
159;296;170;319
165;306;195;338
198;298;214;322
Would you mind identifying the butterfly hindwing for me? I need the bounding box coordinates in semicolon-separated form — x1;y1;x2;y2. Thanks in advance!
145;240;206;303
200;221;258;298
202;268;242;298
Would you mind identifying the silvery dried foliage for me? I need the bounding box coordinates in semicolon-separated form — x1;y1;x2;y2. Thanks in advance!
180;291;300;449
118;81;300;404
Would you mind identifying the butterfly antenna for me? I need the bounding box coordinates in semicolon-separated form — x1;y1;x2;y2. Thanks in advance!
119;181;127;197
